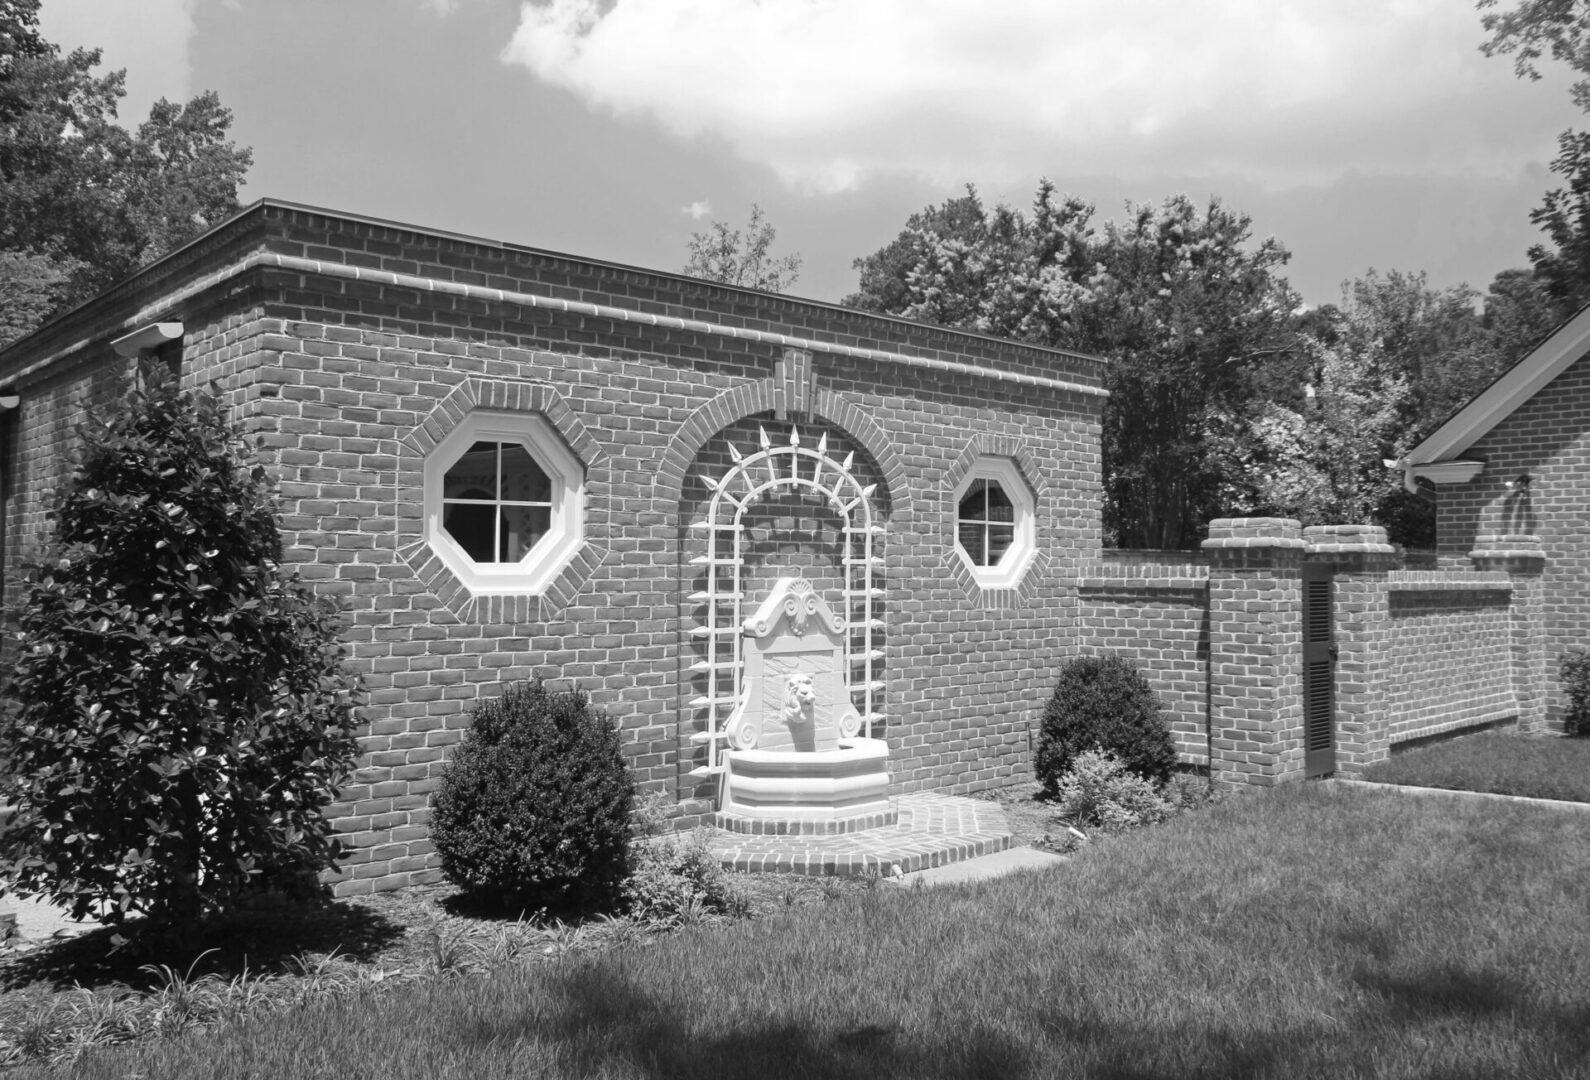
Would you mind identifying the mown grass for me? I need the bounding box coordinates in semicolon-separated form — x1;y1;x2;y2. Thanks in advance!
45;783;1590;1080
1361;729;1590;803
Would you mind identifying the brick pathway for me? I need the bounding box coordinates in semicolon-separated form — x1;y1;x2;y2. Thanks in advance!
706;793;1013;877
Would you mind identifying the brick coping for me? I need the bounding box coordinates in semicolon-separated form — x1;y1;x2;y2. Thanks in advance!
704;792;1014;877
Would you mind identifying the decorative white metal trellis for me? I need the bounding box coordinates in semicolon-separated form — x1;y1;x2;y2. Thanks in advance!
688;424;884;778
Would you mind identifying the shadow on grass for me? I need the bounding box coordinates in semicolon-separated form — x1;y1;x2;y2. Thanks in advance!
445;962;1360;1080
436;958;1590;1080
1357;962;1590;1039
0;898;405;993
452;961;1034;1080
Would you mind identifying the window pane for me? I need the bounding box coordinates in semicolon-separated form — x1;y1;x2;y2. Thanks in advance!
985;482;1015;523
500;444;552;503
958;479;988;522
443;502;496;562
957;521;987;565
444;443;499;499
987;524;1016;565
500;505;552;562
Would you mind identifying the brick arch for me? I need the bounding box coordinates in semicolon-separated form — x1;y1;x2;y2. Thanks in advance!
652;377;914;529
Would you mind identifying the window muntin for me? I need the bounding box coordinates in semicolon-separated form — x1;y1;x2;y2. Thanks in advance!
951;457;1036;589
424;414;584;595
441;442;554;563
956;478;1017;567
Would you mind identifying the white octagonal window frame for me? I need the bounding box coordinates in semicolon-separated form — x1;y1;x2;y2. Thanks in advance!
952;456;1036;590
423;411;585;596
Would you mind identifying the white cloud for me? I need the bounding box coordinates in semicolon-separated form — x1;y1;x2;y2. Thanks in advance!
682;199;712;220
37;0;198;121
502;0;1578;194
423;0;463;14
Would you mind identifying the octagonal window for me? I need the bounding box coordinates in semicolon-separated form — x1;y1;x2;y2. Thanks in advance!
953;457;1035;588
424;413;584;595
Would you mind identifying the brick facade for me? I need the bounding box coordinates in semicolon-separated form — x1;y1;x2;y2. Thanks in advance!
0;201;1545;899
0;201;1107;895
1432;351;1590;728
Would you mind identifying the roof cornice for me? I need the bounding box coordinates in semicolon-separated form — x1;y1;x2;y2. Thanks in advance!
1403;301;1590;467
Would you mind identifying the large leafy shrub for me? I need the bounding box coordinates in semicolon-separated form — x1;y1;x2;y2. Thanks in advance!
432;679;634;914
0;365;361;932
1560;650;1590;737
1035;655;1176;794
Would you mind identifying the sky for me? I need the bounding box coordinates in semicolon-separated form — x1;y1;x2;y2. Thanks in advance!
35;0;1587;310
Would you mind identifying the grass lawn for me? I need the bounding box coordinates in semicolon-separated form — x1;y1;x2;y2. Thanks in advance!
1360;729;1590;804
40;782;1590;1080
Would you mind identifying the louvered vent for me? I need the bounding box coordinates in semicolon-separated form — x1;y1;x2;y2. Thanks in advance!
1305;579;1332;643
1305;660;1333;751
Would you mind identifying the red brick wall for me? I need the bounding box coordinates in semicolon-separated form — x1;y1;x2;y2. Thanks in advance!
1381;576;1517;744
1076;562;1210;765
0;203;1107;895
1435;351;1590;726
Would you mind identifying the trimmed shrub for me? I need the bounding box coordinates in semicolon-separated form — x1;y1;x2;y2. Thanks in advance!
0;365;361;933
1560;650;1590;737
432;679;634;914
1035;655;1176;795
1054;749;1171;830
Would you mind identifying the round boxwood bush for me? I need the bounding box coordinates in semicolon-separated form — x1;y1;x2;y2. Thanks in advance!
1035;655;1176;795
432;678;634;914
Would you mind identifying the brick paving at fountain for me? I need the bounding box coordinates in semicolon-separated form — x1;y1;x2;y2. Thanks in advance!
705;793;1014;877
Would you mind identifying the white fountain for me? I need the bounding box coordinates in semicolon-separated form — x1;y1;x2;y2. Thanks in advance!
717;576;893;833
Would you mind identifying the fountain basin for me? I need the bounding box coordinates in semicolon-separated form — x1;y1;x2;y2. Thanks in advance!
717;738;894;834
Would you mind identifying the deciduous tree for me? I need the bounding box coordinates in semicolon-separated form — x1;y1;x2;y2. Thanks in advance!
682;204;802;293
0;0;251;347
848;182;1297;549
1480;0;1590;310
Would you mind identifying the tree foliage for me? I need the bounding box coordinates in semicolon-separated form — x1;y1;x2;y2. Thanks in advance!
848;182;1297;548
0;365;361;933
1481;0;1590;310
0;0;252;347
682;204;802;293
1223;268;1557;541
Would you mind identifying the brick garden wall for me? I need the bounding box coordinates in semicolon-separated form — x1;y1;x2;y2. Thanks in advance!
1076;561;1210;765
1069;524;1530;781
1382;575;1516;745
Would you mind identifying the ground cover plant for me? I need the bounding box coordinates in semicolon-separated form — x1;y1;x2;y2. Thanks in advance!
37;783;1590;1079
0;364;360;938
0;864;869;1070
1360;728;1590;803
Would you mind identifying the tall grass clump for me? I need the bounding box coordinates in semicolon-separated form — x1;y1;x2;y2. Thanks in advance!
1035;655;1176;794
0;363;361;938
431;679;633;915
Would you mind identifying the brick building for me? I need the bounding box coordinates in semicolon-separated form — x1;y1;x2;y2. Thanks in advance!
3;199;1554;898
1399;301;1590;727
0;200;1110;894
